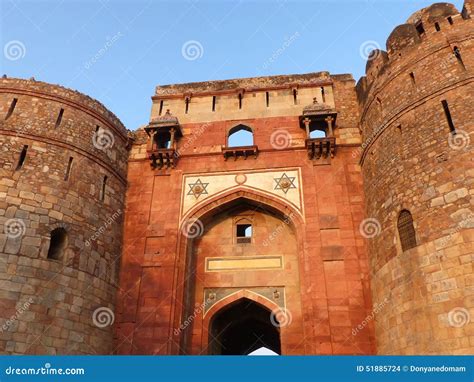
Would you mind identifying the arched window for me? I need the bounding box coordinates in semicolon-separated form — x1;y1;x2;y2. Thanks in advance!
228;125;254;147
397;210;417;251
47;228;68;260
309;129;326;139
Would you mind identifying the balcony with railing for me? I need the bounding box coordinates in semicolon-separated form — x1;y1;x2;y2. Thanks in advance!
145;110;182;169
300;98;338;161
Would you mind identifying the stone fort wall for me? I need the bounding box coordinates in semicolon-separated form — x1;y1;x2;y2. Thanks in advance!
0;0;472;356
0;77;129;354
356;1;474;354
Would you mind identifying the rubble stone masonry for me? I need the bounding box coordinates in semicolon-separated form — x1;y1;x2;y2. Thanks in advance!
0;78;129;354
356;1;474;354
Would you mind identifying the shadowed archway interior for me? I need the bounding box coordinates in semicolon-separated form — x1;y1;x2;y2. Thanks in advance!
179;193;300;354
209;298;281;355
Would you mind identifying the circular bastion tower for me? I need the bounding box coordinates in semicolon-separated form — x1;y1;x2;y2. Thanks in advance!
356;1;474;354
0;77;129;354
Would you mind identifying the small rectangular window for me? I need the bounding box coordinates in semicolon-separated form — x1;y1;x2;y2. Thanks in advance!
100;175;108;201
64;156;73;181
321;87;326;103
447;16;453;25
266;92;270;107
185;98;190;114
5;98;18;120
238;93;242;109
409;72;416;85
441;100;456;133
16;145;28;170
434;22;441;31
55;108;64;128
212;96;216;112
159;100;164;116
293;89;297;105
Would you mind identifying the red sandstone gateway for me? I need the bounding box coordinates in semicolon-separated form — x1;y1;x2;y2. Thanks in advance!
0;0;472;356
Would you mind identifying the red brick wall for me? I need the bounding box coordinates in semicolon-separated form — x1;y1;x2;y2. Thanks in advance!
116;100;374;355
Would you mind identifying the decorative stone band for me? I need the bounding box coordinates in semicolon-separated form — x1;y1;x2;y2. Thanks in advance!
205;255;283;272
203;286;286;315
180;168;304;221
0;129;128;186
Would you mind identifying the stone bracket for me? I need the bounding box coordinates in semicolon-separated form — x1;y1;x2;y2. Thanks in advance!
148;148;177;169
306;137;336;159
222;145;259;161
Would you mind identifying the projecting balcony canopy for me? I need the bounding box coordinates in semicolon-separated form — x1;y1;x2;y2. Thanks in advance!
299;98;337;160
302;97;337;118
145;110;182;169
144;109;183;138
299;97;337;138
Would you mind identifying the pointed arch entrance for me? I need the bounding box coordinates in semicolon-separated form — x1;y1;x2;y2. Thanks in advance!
209;297;281;355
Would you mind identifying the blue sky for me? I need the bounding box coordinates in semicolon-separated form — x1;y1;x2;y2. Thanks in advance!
1;0;465;130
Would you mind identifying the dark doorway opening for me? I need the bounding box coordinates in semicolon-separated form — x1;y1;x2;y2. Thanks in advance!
209;298;281;355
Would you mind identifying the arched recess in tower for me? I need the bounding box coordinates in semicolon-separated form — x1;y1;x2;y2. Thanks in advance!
173;190;304;355
356;1;474;355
